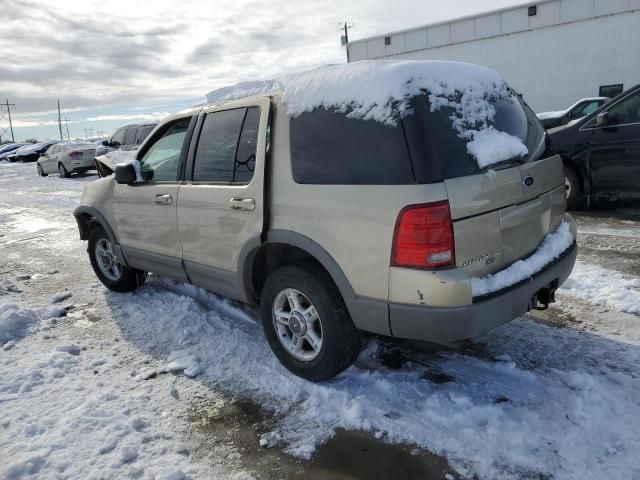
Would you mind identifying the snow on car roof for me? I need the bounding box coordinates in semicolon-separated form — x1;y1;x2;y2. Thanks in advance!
204;60;528;169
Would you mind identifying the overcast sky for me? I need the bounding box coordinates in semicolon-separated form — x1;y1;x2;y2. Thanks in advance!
0;0;527;141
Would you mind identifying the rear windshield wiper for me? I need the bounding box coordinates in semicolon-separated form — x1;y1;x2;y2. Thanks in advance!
476;156;526;174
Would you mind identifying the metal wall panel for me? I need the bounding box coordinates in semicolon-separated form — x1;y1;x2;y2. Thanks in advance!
405;29;428;51
560;0;594;22
428;24;451;47
475;13;501;38
529;1;561;28
501;7;530;34
595;0;631;16
450;19;475;43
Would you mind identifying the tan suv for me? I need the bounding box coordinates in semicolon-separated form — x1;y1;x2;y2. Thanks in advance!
74;61;577;381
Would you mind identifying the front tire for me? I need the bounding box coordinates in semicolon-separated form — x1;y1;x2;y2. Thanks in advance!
37;164;47;177
88;226;146;292
563;166;583;210
260;263;361;381
58;163;70;178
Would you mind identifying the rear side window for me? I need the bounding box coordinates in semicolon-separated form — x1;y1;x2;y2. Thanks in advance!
192;107;260;183
124;127;137;145
290;108;414;185
137;126;154;144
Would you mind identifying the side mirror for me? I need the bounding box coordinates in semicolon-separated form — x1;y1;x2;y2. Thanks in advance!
596;112;609;127
114;163;137;184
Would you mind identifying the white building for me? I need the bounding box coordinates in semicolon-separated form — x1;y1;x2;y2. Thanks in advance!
347;0;640;113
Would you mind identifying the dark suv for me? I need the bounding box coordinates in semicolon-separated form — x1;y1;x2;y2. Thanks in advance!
549;85;640;208
95;123;157;176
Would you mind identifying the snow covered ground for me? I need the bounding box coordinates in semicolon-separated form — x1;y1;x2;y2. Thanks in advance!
1;161;639;479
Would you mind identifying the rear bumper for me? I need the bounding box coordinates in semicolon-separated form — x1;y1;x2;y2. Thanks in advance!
388;242;577;343
71;166;95;173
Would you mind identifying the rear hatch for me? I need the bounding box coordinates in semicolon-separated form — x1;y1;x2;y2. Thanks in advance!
402;90;565;278
446;157;565;277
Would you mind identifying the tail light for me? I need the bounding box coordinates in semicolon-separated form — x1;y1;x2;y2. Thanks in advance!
391;201;455;269
69;151;83;158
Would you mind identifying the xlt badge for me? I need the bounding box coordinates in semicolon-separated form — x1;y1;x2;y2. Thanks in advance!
461;250;497;268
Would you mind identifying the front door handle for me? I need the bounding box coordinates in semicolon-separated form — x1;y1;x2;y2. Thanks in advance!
229;197;255;211
154;193;172;205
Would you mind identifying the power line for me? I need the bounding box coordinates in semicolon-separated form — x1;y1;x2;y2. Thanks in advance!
0;100;16;143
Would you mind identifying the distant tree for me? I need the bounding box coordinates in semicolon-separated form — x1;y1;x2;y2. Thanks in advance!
23;138;38;143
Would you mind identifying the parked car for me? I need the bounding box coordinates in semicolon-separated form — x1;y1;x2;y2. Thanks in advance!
11;141;59;162
537;97;610;129
73;61;577;381
95;122;157;177
0;143;29;159
548;84;640;208
37;142;97;177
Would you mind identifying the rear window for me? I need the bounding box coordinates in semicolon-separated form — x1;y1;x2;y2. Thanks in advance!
290;91;546;185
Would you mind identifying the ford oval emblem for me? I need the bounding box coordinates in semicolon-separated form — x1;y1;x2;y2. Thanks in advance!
523;176;535;187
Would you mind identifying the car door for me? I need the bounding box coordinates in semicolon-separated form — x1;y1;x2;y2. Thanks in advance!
112;115;195;281
44;145;58;173
589;89;640;197
177;98;270;301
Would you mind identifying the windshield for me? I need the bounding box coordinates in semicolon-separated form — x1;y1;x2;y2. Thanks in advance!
402;92;547;183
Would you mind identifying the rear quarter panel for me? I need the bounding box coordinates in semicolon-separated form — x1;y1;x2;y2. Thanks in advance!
269;105;448;302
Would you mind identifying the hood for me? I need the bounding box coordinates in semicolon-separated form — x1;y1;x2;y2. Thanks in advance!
537;110;566;120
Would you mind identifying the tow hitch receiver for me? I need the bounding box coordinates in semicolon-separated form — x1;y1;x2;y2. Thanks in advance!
529;281;558;311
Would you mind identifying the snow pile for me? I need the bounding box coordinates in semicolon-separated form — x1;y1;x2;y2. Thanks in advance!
561;262;640;315
205;60;528;168
466;128;529;169
0;304;39;347
109;278;640;479
471;221;575;296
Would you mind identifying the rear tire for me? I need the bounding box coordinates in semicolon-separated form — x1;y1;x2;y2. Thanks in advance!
260;263;362;381
88;226;146;292
58;163;70;178
37;164;47;177
564;166;583;210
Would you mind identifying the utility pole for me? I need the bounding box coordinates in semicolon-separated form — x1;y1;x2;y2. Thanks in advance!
63;117;71;141
57;99;63;141
0;99;16;143
340;22;354;63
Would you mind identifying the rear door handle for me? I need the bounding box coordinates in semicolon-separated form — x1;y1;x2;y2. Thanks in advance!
154;193;172;205
229;197;255;211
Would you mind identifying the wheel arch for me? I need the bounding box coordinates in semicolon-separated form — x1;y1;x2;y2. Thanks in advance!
561;155;590;194
241;230;391;336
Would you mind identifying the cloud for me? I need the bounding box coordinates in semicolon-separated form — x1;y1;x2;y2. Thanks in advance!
1;0;527;139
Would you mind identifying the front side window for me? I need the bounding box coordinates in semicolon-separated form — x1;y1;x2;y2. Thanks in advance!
124;127;137;145
192;107;260;183
607;91;640;126
111;128;126;146
139;118;190;182
571;101;600;119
